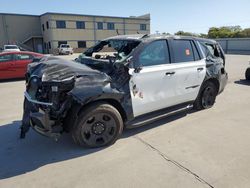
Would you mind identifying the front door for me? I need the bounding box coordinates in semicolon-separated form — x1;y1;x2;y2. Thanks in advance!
129;40;177;117
13;53;33;78
0;54;15;79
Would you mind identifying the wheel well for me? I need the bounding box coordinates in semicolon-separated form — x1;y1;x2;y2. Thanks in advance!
204;78;220;94
77;99;127;122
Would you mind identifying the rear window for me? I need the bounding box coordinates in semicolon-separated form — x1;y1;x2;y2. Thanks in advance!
5;46;18;49
172;40;195;63
61;44;70;48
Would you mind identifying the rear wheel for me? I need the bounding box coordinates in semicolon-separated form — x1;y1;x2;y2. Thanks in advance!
72;102;123;148
194;82;217;110
245;68;250;80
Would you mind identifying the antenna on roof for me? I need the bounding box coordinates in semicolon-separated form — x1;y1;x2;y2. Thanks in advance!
141;34;149;38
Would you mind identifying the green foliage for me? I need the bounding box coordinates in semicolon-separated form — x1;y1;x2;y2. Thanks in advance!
166;26;250;39
207;26;250;38
174;31;208;38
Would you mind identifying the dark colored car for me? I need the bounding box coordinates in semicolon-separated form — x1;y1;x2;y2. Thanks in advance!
0;51;44;80
21;34;227;148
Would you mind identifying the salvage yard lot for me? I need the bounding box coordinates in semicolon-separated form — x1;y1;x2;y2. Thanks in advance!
0;55;250;188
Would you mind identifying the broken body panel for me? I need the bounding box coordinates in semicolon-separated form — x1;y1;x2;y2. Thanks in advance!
21;35;228;141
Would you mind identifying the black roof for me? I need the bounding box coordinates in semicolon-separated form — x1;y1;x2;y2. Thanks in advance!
105;34;217;43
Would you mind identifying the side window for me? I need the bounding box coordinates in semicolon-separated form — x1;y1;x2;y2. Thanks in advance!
201;43;221;59
139;40;170;66
0;54;13;63
172;40;194;63
16;54;32;60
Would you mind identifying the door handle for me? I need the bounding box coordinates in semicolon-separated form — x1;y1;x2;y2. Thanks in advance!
165;72;175;76
197;68;204;71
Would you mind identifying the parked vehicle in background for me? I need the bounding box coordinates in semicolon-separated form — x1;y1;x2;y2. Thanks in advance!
58;44;73;55
0;51;44;80
21;34;227;148
3;45;20;52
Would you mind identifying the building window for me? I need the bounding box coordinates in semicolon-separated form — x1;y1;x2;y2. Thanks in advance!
48;42;51;49
78;41;87;48
58;41;67;47
76;21;85;29
97;22;103;30
140;24;147;31
46;21;49;29
56;20;66;28
107;22;115;30
42;24;45;31
44;42;47;49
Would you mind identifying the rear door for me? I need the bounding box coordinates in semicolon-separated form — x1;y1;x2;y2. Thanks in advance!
169;39;206;104
0;54;15;79
13;53;33;77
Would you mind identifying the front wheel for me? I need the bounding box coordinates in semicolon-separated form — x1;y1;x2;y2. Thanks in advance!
72;102;123;148
245;68;250;80
194;82;217;110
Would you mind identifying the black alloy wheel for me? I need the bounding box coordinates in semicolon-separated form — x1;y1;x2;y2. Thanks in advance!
194;82;217;110
72;102;123;148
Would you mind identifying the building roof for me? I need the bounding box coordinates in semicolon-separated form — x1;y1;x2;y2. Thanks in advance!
0;12;150;20
41;12;150;20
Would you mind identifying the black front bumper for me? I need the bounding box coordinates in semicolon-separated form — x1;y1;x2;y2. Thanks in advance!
21;92;63;140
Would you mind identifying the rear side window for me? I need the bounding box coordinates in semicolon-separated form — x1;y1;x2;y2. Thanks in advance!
16;54;32;60
139;40;170;66
0;54;13;62
172;40;195;63
200;42;223;59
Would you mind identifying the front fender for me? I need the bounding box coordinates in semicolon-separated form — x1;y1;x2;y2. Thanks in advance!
69;83;124;105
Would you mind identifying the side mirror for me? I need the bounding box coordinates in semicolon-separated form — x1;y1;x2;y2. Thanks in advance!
134;66;142;73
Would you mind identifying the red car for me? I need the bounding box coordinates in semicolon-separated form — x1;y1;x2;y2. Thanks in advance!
0;51;44;80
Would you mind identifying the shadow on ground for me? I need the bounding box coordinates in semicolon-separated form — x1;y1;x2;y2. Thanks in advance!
0;78;25;83
234;79;250;86
0;112;188;180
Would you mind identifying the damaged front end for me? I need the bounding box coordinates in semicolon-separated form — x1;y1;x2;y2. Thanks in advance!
20;57;112;140
21;77;74;140
21;37;141;141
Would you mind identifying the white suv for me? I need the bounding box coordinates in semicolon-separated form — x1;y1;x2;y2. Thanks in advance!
58;44;73;55
21;34;228;148
3;45;20;52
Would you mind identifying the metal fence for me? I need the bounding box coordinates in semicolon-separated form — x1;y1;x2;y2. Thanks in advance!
215;38;250;55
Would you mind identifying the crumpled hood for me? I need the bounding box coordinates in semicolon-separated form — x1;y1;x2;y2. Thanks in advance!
27;57;110;83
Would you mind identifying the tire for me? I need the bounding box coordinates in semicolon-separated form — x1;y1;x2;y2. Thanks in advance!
72;102;123;148
194;81;217;110
245;68;250;80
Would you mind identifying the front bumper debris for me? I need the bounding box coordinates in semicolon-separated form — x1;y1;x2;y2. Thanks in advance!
21;92;63;141
24;91;53;106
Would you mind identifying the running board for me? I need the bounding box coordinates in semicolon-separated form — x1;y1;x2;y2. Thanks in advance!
126;103;193;129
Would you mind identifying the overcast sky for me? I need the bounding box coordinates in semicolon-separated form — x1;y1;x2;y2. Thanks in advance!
1;0;250;34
